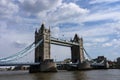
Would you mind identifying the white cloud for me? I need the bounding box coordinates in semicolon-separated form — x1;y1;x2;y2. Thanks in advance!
19;0;62;15
102;39;120;48
90;0;120;4
51;27;60;38
102;43;112;47
38;2;89;25
0;0;18;19
85;43;97;47
35;3;89;25
0;21;7;32
59;25;114;39
92;38;109;43
0;23;34;51
81;2;120;23
12;40;27;48
83;11;120;22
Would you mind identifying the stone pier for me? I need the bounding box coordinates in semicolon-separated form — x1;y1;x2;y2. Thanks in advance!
30;23;57;73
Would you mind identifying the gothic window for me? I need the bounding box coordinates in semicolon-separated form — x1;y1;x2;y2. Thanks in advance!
46;35;49;40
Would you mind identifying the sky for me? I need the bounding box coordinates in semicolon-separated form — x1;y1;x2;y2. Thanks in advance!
0;0;120;62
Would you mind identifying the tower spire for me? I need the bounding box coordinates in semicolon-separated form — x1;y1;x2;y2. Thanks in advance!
39;23;45;33
73;34;80;42
41;23;45;30
35;28;37;34
49;26;51;32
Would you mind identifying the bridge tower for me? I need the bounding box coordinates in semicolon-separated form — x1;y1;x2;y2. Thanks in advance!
35;23;50;62
30;23;57;73
71;34;91;70
71;34;85;63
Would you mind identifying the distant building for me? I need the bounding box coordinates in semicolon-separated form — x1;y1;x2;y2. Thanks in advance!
117;57;120;62
116;57;120;68
93;56;107;63
91;56;109;69
108;61;116;68
13;66;29;70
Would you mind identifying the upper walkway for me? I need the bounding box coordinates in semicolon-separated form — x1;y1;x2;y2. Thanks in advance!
51;37;79;47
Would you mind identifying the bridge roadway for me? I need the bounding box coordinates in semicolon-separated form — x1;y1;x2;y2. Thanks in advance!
50;37;79;47
0;62;40;66
0;62;78;67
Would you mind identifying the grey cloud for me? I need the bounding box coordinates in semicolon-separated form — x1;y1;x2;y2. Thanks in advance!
0;0;18;18
89;0;120;4
12;41;27;48
19;0;62;14
0;35;1;39
42;2;89;26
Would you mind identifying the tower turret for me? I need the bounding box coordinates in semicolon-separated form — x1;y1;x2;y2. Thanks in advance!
71;34;85;63
35;28;38;34
35;23;51;62
73;34;80;42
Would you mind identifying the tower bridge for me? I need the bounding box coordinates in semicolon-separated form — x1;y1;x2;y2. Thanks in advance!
0;23;108;73
0;23;88;72
30;23;88;72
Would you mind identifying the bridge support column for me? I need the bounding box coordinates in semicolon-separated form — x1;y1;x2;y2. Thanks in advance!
29;65;40;73
71;34;85;64
29;59;57;73
40;59;57;72
77;61;91;70
29;23;57;73
71;34;91;70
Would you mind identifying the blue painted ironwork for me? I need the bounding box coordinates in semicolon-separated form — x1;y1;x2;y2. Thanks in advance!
0;39;43;63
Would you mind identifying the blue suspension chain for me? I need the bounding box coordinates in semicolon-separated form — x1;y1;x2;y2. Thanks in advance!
0;39;43;62
0;42;34;60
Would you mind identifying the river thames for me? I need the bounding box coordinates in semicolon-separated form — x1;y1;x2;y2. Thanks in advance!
0;69;120;80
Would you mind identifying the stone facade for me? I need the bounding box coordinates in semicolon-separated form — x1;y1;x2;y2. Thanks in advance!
35;23;51;62
116;57;120;68
71;34;85;63
31;24;57;72
30;23;86;72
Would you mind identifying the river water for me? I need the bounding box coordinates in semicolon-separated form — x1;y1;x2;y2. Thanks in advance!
0;69;120;80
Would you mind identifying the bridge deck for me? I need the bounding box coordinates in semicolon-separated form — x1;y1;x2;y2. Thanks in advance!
0;63;40;66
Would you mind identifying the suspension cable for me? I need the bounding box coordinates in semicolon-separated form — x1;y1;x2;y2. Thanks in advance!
83;47;92;60
0;39;43;62
0;42;34;60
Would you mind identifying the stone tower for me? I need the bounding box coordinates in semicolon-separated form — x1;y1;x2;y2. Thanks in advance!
71;34;85;63
35;23;50;62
